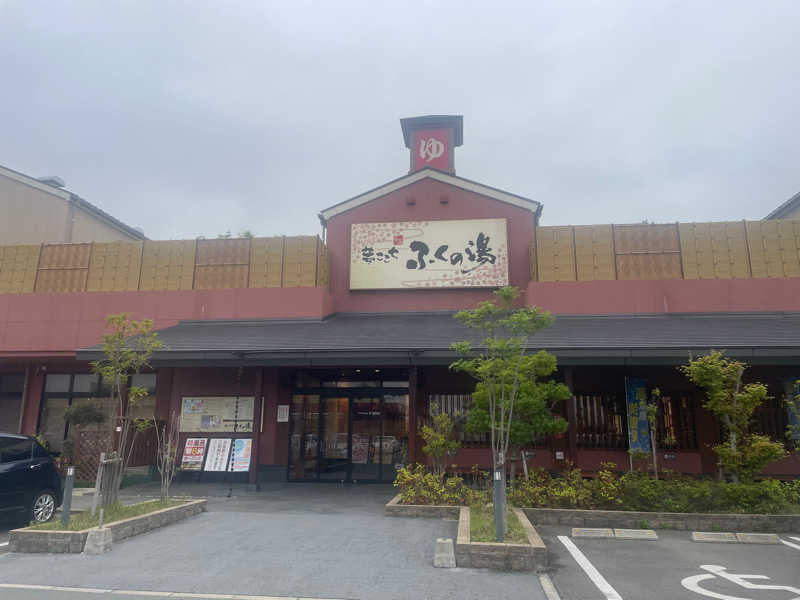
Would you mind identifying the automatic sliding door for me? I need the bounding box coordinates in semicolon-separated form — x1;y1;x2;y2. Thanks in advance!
289;395;319;480
319;397;349;480
381;394;409;481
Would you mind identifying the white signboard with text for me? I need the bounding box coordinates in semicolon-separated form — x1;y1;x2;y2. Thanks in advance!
349;218;509;290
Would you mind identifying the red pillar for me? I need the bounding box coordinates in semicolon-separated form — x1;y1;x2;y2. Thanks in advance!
20;364;44;436
249;367;264;488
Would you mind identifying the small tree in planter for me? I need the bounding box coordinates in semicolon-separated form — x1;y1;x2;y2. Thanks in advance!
465;351;569;484
451;286;557;542
153;411;180;502
92;313;163;506
681;350;786;482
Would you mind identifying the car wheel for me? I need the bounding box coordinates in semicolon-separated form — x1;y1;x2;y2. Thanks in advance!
30;490;57;523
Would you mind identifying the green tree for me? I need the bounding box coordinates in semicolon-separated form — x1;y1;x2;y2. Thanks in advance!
451;286;559;541
466;351;569;483
680;350;786;482
420;408;461;478
92;314;163;506
784;380;800;452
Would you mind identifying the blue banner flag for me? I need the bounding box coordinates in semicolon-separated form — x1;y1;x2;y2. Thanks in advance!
782;378;800;441
625;378;651;453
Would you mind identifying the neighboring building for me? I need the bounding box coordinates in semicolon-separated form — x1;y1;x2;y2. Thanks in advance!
0;115;799;484
765;190;800;220
0;164;145;244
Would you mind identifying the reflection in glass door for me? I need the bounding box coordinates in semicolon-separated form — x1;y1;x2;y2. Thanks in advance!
351;397;381;482
319;397;348;480
382;394;409;481
289;395;319;480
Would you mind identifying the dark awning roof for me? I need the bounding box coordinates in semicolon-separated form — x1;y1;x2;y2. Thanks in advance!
76;311;800;367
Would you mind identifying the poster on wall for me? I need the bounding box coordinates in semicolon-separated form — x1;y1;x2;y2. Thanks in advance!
180;397;255;432
624;378;651;453
349;218;509;289
180;438;207;470
204;438;232;472
230;439;252;472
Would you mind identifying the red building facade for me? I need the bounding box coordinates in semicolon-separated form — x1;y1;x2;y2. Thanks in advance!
2;115;799;483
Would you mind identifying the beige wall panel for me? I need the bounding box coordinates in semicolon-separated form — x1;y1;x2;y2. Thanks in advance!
745;220;800;278
574;225;615;281
35;268;88;293
38;243;92;269
680;221;750;279
316;242;330;287
195;238;251;266
249;237;285;288
194;265;249;290
139;240;196;291
0;244;41;293
0;175;69;244
614;223;679;254
282;236;318;287
535;226;576;282
87;241;143;292
616;253;682;280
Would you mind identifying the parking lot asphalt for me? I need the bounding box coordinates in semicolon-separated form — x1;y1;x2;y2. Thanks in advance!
539;525;800;600
0;483;548;600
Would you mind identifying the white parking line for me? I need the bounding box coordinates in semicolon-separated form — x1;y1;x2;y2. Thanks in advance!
781;538;800;551
0;584;320;600
557;535;623;600
789;537;800;543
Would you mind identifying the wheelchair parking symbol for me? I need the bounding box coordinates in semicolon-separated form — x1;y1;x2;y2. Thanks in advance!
681;564;800;600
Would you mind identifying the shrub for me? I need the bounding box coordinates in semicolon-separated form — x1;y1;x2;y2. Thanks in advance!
394;464;487;505
509;467;800;514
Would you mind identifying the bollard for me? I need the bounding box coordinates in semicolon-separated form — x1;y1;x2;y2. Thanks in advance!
61;466;75;528
98;508;104;529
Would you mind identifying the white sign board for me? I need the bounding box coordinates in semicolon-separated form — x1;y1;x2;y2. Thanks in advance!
203;438;232;472
277;405;289;423
230;439;252;472
349;218;509;289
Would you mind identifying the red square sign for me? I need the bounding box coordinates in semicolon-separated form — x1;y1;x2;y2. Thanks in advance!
412;129;451;172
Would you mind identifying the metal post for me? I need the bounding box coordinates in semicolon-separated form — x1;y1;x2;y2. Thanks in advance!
98;508;104;528
90;452;105;517
61;466;75;528
493;465;504;542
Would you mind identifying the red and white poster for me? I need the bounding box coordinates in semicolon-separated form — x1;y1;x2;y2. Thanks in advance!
180;438;207;471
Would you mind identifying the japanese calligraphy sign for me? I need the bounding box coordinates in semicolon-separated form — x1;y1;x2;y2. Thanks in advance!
350;218;509;289
412;129;450;172
625;378;651;453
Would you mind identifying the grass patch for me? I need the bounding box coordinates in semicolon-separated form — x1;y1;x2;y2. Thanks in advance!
469;504;529;544
28;500;185;531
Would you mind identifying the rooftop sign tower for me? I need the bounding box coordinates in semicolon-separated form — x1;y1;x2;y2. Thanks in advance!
400;115;463;175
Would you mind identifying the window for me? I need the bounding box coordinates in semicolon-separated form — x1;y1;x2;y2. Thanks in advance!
575;394;627;449
0;374;24;394
0;438;32;463
38;374;114;453
131;373;157;395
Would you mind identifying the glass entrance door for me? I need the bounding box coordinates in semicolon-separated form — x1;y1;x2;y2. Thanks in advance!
288;374;410;482
319;397;348;480
350;397;381;482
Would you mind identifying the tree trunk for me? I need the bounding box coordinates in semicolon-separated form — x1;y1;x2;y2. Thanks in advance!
650;428;658;480
493;449;507;542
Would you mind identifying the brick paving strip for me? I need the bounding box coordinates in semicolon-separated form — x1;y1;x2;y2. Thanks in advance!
0;584;349;600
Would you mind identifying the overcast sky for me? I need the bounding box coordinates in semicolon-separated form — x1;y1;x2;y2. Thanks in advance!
1;1;798;240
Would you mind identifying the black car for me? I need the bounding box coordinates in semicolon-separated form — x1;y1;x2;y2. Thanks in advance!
0;433;62;524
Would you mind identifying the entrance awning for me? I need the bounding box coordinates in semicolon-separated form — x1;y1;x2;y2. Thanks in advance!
76;311;800;366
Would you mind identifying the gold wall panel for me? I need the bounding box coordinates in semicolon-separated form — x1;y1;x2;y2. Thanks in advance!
0;244;40;293
574;225;615;281
746;220;800;278
139;240;196;291
616;253;683;281
679;222;749;279
536;226;576;282
194;264;250;290
282;236;319;287
249;237;285;288
87;241;144;292
35;269;89;293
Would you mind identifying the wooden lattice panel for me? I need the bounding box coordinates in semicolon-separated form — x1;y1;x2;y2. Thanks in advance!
35;243;92;292
316;240;330;288
574;225;615;281
194;238;251;290
139;240;196;291
249;237;285;288
194;264;250;290
535;226;576;281
615;253;682;280
0;244;40;293
87;241;144;292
